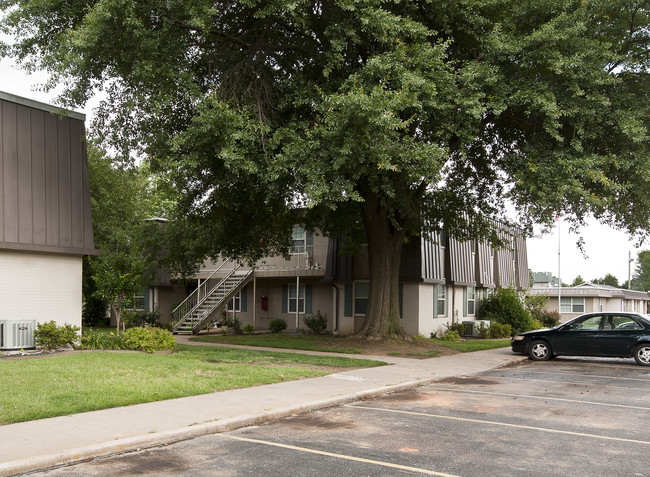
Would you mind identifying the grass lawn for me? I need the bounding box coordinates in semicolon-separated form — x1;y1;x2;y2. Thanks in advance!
432;339;511;352
190;333;511;357
0;344;385;425
190;333;365;354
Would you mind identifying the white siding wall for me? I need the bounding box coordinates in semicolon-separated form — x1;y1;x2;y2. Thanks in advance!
416;283;450;338
0;249;82;328
400;283;419;335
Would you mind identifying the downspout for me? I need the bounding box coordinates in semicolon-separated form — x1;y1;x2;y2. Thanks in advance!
332;283;340;334
296;275;300;331
253;273;256;331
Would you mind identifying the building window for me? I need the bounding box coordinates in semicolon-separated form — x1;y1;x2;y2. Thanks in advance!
435;285;446;317
290;226;313;254
227;291;241;312
354;282;369;315
129;289;150;311
466;286;476;316
560;297;585;313
288;284;306;313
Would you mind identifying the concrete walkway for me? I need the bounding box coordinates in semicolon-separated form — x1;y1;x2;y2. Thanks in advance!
0;340;526;476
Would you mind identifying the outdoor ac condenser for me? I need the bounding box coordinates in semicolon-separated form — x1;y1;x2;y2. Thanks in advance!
0;320;36;350
462;321;476;336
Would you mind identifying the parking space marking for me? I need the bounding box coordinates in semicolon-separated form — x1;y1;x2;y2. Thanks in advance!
348;405;650;446
507;369;650;383
217;434;461;477
429;387;650;411
496;376;640;390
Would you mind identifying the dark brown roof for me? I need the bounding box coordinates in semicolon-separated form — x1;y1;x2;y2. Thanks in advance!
0;92;98;256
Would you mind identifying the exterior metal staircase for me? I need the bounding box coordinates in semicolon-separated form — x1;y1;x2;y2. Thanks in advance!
172;262;253;335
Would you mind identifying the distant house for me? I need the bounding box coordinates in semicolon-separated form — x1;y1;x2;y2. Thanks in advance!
159;223;528;337
0;92;98;348
528;279;650;321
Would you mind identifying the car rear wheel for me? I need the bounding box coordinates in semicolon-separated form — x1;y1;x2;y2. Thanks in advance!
633;343;650;366
529;340;552;361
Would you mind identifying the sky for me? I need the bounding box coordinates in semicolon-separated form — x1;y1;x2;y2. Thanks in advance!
1;55;647;285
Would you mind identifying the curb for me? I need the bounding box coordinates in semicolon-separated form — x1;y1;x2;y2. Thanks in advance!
0;377;434;477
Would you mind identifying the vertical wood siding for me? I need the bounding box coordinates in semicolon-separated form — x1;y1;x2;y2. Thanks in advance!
476;240;495;287
447;237;476;285
515;233;529;290
420;231;444;282
0;97;96;255
324;237;354;282
494;224;517;288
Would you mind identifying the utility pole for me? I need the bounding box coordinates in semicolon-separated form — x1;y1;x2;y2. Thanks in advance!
628;251;633;290
557;214;561;314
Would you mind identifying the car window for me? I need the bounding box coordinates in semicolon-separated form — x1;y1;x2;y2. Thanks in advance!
565;315;602;331
606;315;643;330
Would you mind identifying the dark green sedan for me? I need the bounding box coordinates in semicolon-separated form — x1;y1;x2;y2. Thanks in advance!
511;312;650;366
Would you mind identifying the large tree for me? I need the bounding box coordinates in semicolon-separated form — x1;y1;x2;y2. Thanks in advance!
631;250;650;291
86;143;171;333
3;0;650;337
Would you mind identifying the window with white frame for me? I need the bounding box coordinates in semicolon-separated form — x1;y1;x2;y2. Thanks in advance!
435;285;446;317
129;289;149;311
290;226;313;254
288;284;306;313
466;286;476;315
560;297;584;313
354;282;369;315
227;291;241;312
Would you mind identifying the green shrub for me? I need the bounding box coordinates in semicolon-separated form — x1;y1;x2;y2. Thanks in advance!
303;310;328;334
82;295;109;327
269;318;287;334
125;310;160;328
478;287;533;333
81;328;127;350
121;327;176;353
488;322;512;338
525;295;560;328
440;330;462;341
477;322;490;339
222;314;242;334
34;321;80;350
539;310;561;328
444;321;466;335
243;324;255;334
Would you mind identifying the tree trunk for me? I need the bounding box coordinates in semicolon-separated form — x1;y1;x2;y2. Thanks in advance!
112;301;122;336
355;193;407;338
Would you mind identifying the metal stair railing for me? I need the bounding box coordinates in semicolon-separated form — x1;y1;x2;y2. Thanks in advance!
172;261;239;331
180;270;253;334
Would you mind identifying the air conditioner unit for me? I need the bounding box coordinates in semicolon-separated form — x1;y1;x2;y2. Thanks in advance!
462;321;476;336
462;320;491;337
0;320;36;350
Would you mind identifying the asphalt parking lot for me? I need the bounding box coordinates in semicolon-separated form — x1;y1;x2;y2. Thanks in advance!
29;357;650;477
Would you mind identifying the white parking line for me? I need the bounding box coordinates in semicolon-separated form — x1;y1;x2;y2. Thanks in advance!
429;387;650;411
509;369;650;383
496;376;640;390
217;434;461;477
348;405;650;446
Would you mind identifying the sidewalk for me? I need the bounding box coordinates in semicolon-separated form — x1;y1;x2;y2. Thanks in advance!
0;342;526;476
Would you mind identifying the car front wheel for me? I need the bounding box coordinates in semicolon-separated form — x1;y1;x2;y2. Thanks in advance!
529;340;552;361
633;343;650;366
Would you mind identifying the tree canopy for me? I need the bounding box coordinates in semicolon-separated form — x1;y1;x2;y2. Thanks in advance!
3;0;650;336
592;273;620;288
85;143;172;332
631;250;650;291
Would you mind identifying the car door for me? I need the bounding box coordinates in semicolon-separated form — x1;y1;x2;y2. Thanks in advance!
591;314;645;357
550;314;604;356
